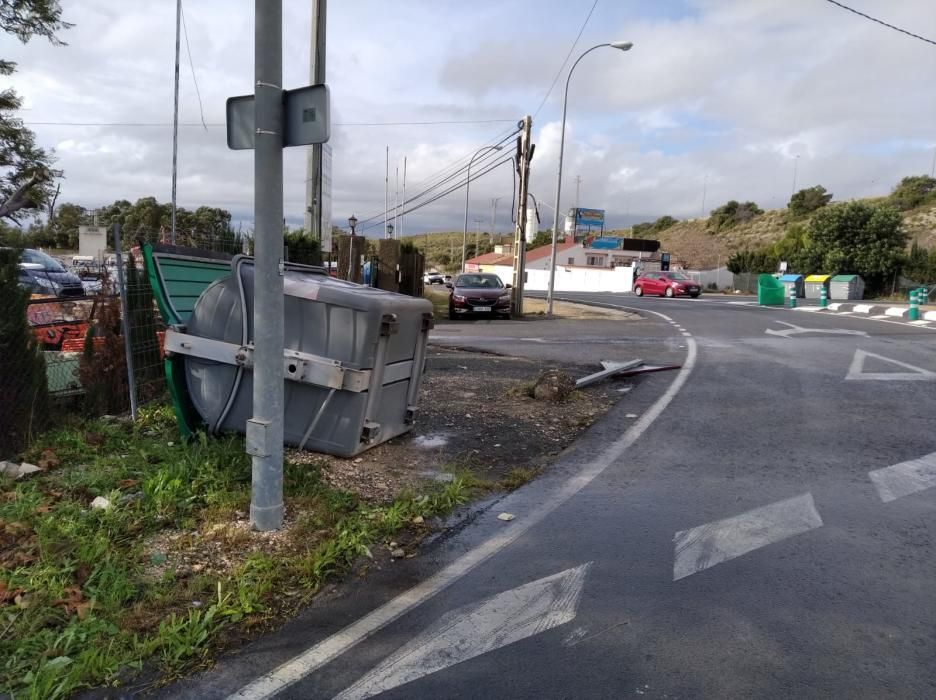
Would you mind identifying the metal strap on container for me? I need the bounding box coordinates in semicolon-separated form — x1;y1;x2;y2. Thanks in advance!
164;330;370;392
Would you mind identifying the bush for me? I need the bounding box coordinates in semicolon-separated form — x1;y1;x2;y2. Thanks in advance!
726;249;778;274
708;200;763;232
283;231;321;266
788;186;832;217
799;201;906;294
79;294;128;416
0;247;49;456
889;175;936;211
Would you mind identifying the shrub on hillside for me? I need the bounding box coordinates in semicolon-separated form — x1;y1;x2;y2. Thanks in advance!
788;186;832;217
708;200;763;232
889;175;936;211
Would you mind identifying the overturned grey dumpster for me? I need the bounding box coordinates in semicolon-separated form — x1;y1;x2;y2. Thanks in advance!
163;255;434;457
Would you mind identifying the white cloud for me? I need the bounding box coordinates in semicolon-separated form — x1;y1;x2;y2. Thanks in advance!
3;0;935;233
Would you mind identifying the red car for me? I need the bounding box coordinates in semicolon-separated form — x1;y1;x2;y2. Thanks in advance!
633;271;701;298
447;273;512;319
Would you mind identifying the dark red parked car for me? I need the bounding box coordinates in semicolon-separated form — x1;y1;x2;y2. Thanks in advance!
633;270;701;298
447;273;512;319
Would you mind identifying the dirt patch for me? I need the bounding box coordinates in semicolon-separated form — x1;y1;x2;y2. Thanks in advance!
300;345;626;502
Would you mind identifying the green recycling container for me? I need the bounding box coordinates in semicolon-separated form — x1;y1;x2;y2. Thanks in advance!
757;274;785;305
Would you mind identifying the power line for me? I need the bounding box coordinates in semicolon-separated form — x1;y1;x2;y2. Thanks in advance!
533;0;599;118
822;0;936;47
179;1;208;130
359;156;515;233
354;127;519;229
23;118;517;127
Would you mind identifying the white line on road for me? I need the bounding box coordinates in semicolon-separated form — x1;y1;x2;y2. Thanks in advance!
765;320;868;338
673;493;823;581
333;564;591;700
869;453;936;503
229;307;697;700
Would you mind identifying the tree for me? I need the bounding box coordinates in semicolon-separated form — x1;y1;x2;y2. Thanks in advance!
283;230;321;266
800;201;906;294
631;222;653;237
708;200;763;232
0;0;71;221
903;241;936;285
889;175;936;211
0;246;48;455
653;215;678;232
788;186;832;217
726;249;778;274
528;230;552;249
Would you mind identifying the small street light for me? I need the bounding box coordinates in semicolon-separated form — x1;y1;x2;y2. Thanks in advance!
386;221;394;238
546;40;633;316
348;214;358;236
462;145;503;272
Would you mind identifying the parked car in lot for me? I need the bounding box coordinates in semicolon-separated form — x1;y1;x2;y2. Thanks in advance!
5;248;86;298
447;272;512;319
633;271;701;298
424;271;444;285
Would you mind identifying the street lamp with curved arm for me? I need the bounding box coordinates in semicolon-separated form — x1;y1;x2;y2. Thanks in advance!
462;145;503;272
546;41;632;315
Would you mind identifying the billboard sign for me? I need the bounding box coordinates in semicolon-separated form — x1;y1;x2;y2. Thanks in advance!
574;208;605;228
589;237;621;250
78;225;108;259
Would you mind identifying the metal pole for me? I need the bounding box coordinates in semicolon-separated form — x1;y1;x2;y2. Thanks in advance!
305;0;326;239
792;155;799;196
113;223;138;421
385;146;389;238
462;145;499;272
394;166;399;239
170;0;181;245
401;156;406;240
491;197;499;250
250;0;284;532
547;44;610;316
701;175;707;218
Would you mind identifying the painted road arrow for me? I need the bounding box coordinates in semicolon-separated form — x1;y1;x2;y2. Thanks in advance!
333;563;592;700
765;320;867;338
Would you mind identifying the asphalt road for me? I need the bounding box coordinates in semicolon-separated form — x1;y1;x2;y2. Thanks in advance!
161;292;936;700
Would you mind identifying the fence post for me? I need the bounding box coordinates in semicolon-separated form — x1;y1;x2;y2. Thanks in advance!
113;223;138;420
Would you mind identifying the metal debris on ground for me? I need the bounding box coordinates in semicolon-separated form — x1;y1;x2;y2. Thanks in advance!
575;359;681;388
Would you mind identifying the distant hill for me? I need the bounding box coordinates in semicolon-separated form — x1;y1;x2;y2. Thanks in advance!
407;199;936;272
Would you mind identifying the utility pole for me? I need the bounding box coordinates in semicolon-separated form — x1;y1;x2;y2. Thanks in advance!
170;0;181;245
473;218;482;256
304;0;326;240
511;116;533;318
701;174;708;219
574;174;581;212
394;166;399;239
250;0;285;532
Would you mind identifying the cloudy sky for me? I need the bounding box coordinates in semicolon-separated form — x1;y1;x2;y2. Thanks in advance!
6;0;936;234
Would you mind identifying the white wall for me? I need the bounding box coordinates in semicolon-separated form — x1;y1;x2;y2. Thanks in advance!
525;265;634;293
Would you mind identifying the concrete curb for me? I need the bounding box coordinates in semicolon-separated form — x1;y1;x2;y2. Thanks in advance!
825;302;915;318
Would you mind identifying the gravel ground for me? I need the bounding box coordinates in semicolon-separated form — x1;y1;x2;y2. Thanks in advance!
299;345;629;501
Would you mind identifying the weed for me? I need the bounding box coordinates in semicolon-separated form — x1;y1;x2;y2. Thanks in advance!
501;467;537;490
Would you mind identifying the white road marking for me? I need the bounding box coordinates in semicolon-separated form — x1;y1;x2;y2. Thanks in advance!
332;564;591;700
673;493;823;581
909;320;932;326
765;320;868;338
845;349;936;381
870;314;891;320
885;307;908;317
229;305;697;700
869;452;936;503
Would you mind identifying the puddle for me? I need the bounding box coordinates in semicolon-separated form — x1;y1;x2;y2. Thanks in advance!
413;433;450;449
